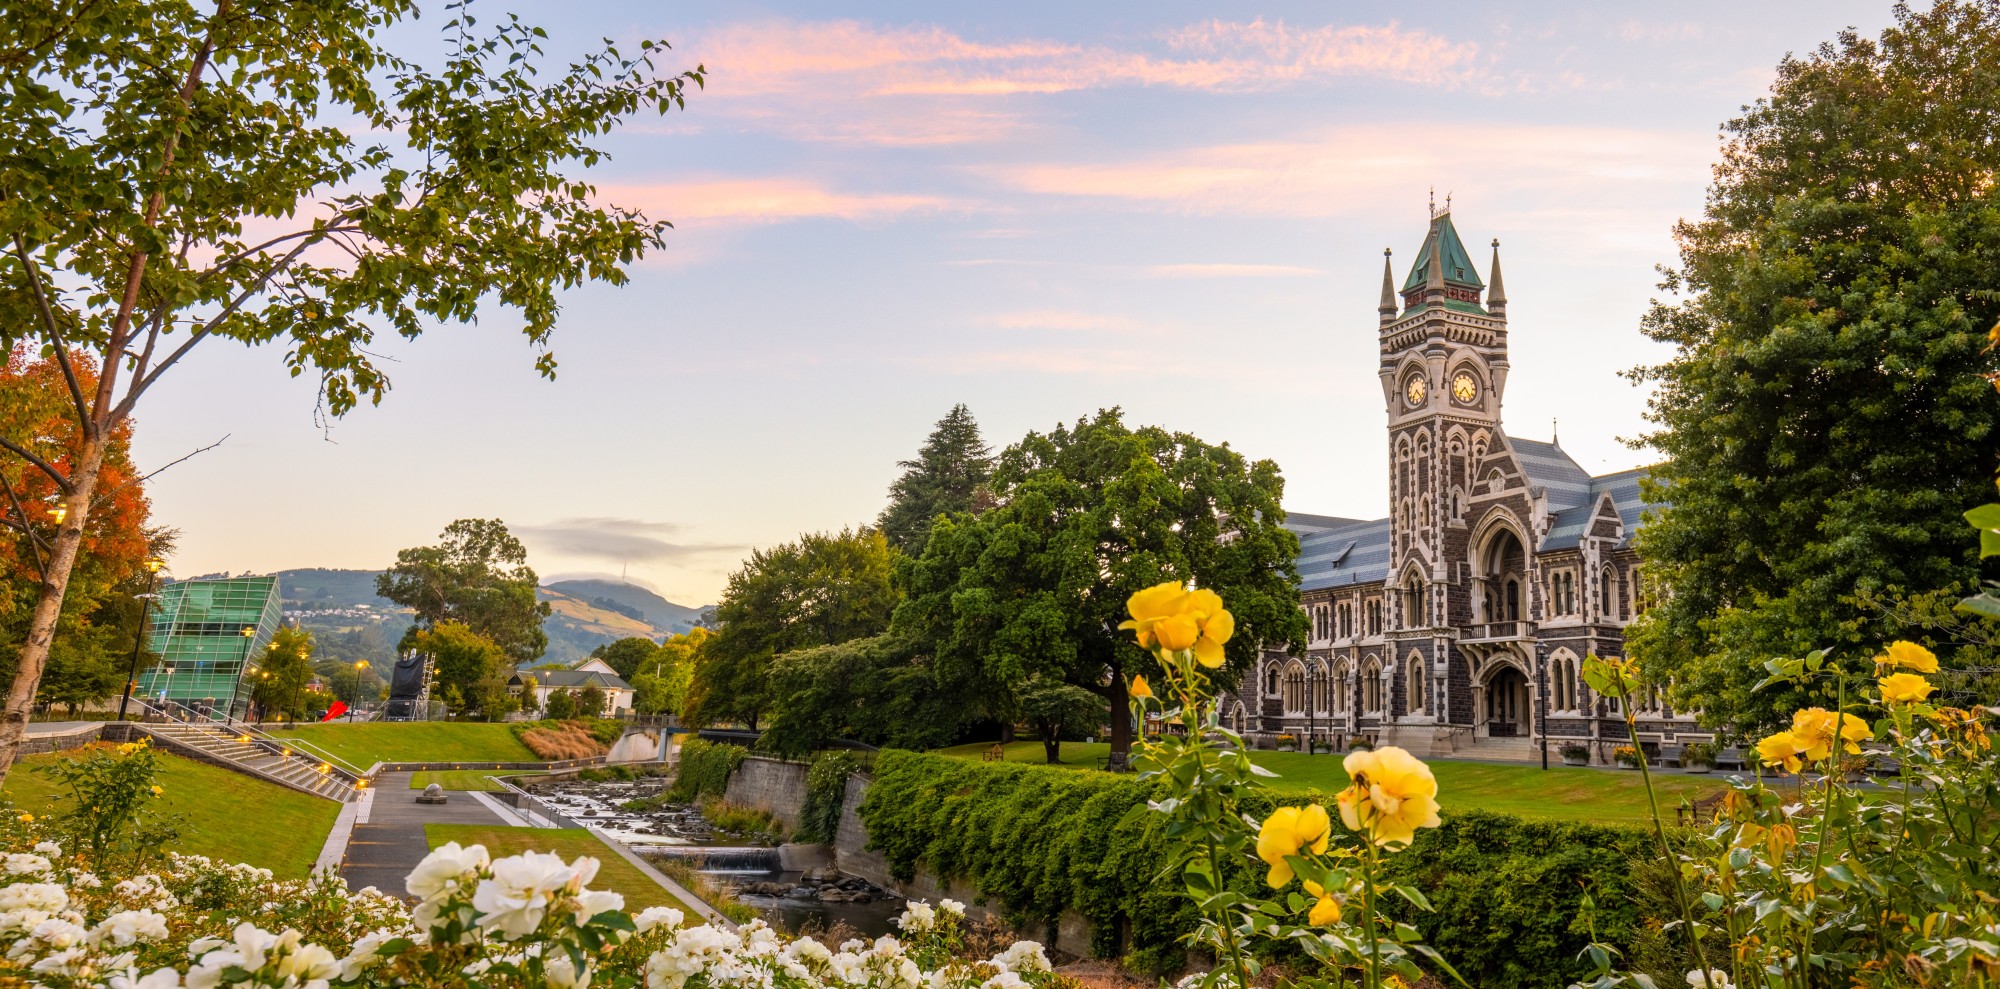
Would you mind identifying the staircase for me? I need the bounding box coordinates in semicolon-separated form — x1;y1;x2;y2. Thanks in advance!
131;706;367;802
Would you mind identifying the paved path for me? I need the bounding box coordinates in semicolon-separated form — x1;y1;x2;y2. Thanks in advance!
339;772;511;894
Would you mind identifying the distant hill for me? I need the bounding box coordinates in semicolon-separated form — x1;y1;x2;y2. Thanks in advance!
270;568;707;668
542;579;709;634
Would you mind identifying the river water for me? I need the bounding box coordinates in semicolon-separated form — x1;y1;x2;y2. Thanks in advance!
521;775;906;937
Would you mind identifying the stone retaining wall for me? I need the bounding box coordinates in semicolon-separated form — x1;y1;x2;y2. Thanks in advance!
722;756;809;830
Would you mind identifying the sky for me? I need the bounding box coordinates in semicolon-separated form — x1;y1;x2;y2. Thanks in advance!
133;0;1900;607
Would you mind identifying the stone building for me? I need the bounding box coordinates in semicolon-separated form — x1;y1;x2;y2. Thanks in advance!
1226;209;1705;763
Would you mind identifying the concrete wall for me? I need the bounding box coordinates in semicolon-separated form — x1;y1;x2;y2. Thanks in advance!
722;756;810;831
607;730;663;763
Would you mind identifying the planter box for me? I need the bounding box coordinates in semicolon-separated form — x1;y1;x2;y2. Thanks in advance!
1617;762;1643;770
1561;754;1589;767
1277;746;1297;753
1684;763;1714;775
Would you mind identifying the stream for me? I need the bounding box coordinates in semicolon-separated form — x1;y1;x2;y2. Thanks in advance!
521;774;906;937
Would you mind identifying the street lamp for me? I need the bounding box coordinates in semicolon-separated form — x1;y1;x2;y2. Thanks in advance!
118;558;166;721
161;666;176;706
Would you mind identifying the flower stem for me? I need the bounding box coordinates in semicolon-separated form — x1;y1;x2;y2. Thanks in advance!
1624;704;1715;986
1361;838;1380;989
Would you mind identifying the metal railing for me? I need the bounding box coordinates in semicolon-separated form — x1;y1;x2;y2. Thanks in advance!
132;698;371;797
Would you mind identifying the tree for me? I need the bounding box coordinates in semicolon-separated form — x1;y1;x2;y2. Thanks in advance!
0;1;702;782
544;689;577;721
1017;677;1106;764
877;404;995;556
0;349;164;714
250;626;314;722
592;637;660;680
894;409;1307;770
576;682;606;718
632;627;707;716
377;520;552;665
408;621;515;720
687;529;900;730
760;634;966;756
1628;0;2000;728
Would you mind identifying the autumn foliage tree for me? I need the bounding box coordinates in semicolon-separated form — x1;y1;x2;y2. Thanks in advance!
0;1;701;781
0;348;160;713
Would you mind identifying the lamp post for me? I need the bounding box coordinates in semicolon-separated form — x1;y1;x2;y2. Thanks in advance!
161;666;176;707
241;626;258;722
118;558;166;721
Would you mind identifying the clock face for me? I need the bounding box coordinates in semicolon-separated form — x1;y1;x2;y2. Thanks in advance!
1405;375;1427;406
1452;371;1478;403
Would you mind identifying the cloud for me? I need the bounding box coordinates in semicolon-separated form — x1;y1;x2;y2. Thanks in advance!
1141;263;1321;278
982;123;1714;230
596;178;957;225
674;18;1484;145
984;309;1144;332
515;518;745;565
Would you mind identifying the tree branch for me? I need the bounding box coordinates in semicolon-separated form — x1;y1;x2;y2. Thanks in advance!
115;235;318;420
0;436;72;495
0;473;49;581
11;236;92;435
138;433;228;482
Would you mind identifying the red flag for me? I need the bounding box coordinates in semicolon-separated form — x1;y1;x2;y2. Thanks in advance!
320;701;348;722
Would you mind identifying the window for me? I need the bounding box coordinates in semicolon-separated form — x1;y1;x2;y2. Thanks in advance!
1406;659;1426;715
1600;567;1615;619
1505;578;1520;622
1333;663;1351;713
1265;665;1280;695
1367;599;1383;636
1282;664;1307;714
1339;602;1353;638
1362;664;1382;713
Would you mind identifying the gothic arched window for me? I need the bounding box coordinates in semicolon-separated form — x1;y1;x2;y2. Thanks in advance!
1505;578;1520;622
1406;658;1426;715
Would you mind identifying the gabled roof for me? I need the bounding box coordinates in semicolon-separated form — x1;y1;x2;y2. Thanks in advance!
1296;517;1392;591
1401;212;1486;292
1509;437;1595;513
1284;512;1366;536
520;669;632;691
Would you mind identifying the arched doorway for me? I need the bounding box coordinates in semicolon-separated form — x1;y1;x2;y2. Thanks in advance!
1476;526;1528;623
1485;664;1532;737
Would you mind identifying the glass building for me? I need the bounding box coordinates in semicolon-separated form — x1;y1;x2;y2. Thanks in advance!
135;575;283;717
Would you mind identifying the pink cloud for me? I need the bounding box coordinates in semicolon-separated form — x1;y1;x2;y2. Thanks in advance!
595;178;957;225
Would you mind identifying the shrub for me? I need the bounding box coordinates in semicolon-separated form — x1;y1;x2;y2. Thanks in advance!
1559;741;1591;761
669;737;745;802
1346;737;1375;752
508;718;625;760
858;750;1661;987
697;796;786;843
29;738;180;871
1678;740;1716;766
795;750;861;844
545;690;577;720
1612;744;1643;767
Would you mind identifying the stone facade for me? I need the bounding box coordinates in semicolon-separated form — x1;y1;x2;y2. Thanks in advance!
1223;211;1705;764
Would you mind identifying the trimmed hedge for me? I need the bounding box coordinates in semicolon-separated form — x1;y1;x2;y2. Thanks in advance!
857;750;1671;989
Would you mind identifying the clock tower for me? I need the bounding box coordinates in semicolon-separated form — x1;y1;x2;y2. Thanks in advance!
1376;208;1509;654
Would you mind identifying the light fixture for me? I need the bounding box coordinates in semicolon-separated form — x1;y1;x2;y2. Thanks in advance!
50;506;66;525
145;558;163;573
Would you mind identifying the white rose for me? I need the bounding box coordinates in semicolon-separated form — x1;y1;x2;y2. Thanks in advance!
472;851;573;939
633;906;683;933
573;888;624;924
983;973;1029;989
277;941;340;984
5;853;51;875
93;909;171;947
110;966;182;989
547;951;592;989
31;842;61;858
406;842;490;901
1686;971;1732;989
231;923;280;970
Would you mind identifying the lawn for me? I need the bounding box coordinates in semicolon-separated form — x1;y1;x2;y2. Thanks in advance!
423;824;706;916
409;769;544;792
265;723;540;768
3;747;339;878
936;741;1731;825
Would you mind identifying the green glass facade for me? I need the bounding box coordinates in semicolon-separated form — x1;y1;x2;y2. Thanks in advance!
135;575;282;716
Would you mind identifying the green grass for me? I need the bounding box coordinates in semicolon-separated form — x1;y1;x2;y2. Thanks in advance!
936;740;1731;824
409;769;544;792
423;824;707;917
265;723;540;768
3;748;340;878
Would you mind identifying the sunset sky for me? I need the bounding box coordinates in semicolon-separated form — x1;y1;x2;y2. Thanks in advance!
133;1;1896;606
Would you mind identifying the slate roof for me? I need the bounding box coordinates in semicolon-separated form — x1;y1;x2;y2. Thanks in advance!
1292;515;1393;591
519;669;632;691
1510;437;1655;550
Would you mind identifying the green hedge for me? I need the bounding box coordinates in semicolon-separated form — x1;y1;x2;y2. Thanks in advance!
794;751;862;844
669;737;745;802
857;751;1672;989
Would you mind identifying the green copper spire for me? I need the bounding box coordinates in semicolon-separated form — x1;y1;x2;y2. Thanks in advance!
1399;212;1486;293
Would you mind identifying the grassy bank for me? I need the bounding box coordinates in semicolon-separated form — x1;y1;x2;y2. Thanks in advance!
423;824;706;916
267;723;540;767
936;740;1729;824
2;747;339;878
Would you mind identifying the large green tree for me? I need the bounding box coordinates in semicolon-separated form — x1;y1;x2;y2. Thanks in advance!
591;636;661;680
0;0;700;782
409;621;516;719
687;529;899;730
893;409;1307;769
760;633;966;756
1629;0;2000;728
377;519;552;665
877;404;994;556
250;626;314;722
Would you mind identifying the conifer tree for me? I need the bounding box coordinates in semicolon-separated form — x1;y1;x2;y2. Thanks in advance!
877;404;995;556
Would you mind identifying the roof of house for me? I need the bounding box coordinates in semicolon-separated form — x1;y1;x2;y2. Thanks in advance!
521;669;632;691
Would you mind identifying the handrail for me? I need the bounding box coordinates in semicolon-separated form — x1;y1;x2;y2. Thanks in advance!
133;698;371;784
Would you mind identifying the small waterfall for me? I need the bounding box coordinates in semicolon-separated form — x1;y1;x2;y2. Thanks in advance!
642;845;781;872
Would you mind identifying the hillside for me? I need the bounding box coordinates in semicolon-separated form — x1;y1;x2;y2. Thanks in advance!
543;578;708;633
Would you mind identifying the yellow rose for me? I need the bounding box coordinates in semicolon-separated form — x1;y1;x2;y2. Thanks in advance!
1120;582;1236;668
1877;672;1935;705
1788;708;1868;762
1334;745;1441;848
1256;804;1330;888
1308;894;1342;926
1877;641;1938;673
1756;730;1804;774
1129;675;1153;700
150;785;164;796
